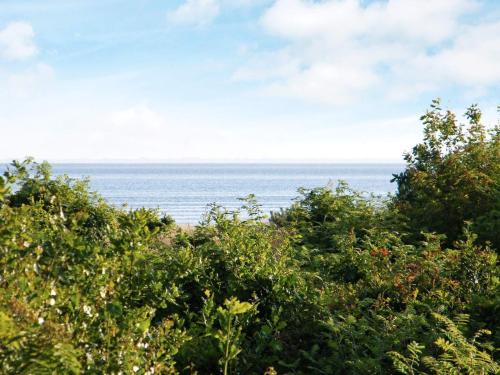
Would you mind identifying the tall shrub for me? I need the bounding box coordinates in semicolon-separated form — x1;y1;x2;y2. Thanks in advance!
392;99;500;250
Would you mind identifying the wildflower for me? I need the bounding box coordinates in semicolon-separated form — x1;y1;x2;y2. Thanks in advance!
370;247;390;257
50;288;57;296
49;298;56;306
38;317;44;325
83;305;92;316
380;247;390;257
99;287;106;299
133;366;140;372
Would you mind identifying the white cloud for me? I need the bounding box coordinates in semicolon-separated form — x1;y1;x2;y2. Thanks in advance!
0;22;53;97
261;0;473;43
268;62;379;104
167;0;221;27
167;0;270;26
235;0;500;104
0;21;38;60
413;21;500;86
224;0;272;8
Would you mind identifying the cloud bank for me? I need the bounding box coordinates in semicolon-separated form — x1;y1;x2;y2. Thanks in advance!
234;0;500;104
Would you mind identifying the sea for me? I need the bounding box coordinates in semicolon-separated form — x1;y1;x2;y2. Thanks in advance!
39;163;403;224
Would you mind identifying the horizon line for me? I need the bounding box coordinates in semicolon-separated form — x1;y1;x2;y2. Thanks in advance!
1;158;405;164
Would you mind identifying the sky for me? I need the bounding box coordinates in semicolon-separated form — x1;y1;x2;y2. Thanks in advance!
0;0;499;162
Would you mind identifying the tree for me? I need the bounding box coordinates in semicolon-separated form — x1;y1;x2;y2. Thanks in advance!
392;99;500;250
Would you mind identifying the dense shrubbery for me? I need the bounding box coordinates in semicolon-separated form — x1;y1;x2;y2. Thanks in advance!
392;99;500;249
0;102;499;374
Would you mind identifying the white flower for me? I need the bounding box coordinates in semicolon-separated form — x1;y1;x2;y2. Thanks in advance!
83;269;90;276
136;341;149;349
133;366;140;373
49;298;56;306
23;241;30;248
83;305;92;316
99;287;106;299
50;288;57;296
33;263;39;273
38;317;44;325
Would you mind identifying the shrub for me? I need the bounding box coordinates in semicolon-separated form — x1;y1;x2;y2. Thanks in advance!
392;99;500;250
1;102;499;375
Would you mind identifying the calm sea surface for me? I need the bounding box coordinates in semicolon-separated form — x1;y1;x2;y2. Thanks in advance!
43;164;402;224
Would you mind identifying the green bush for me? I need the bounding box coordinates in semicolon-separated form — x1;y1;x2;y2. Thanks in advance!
270;182;399;252
0;100;498;374
392;99;500;250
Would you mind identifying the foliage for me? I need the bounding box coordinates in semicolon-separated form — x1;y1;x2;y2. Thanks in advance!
0;101;499;374
389;314;498;374
392;99;500;249
270;182;394;252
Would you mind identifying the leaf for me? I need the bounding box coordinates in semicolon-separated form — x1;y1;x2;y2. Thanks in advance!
224;298;253;315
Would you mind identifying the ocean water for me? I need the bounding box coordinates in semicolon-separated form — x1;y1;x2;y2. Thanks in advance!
43;164;403;224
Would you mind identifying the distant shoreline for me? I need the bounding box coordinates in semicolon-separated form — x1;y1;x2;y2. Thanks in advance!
1;160;405;165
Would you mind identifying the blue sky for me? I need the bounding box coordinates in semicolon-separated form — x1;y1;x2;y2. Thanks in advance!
1;0;499;162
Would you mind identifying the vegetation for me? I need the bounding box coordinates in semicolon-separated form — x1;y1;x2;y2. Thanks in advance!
0;100;498;374
392;99;500;249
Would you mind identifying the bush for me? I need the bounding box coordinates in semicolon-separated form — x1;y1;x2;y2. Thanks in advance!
392;99;500;250
270;182;398;252
1;98;499;375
